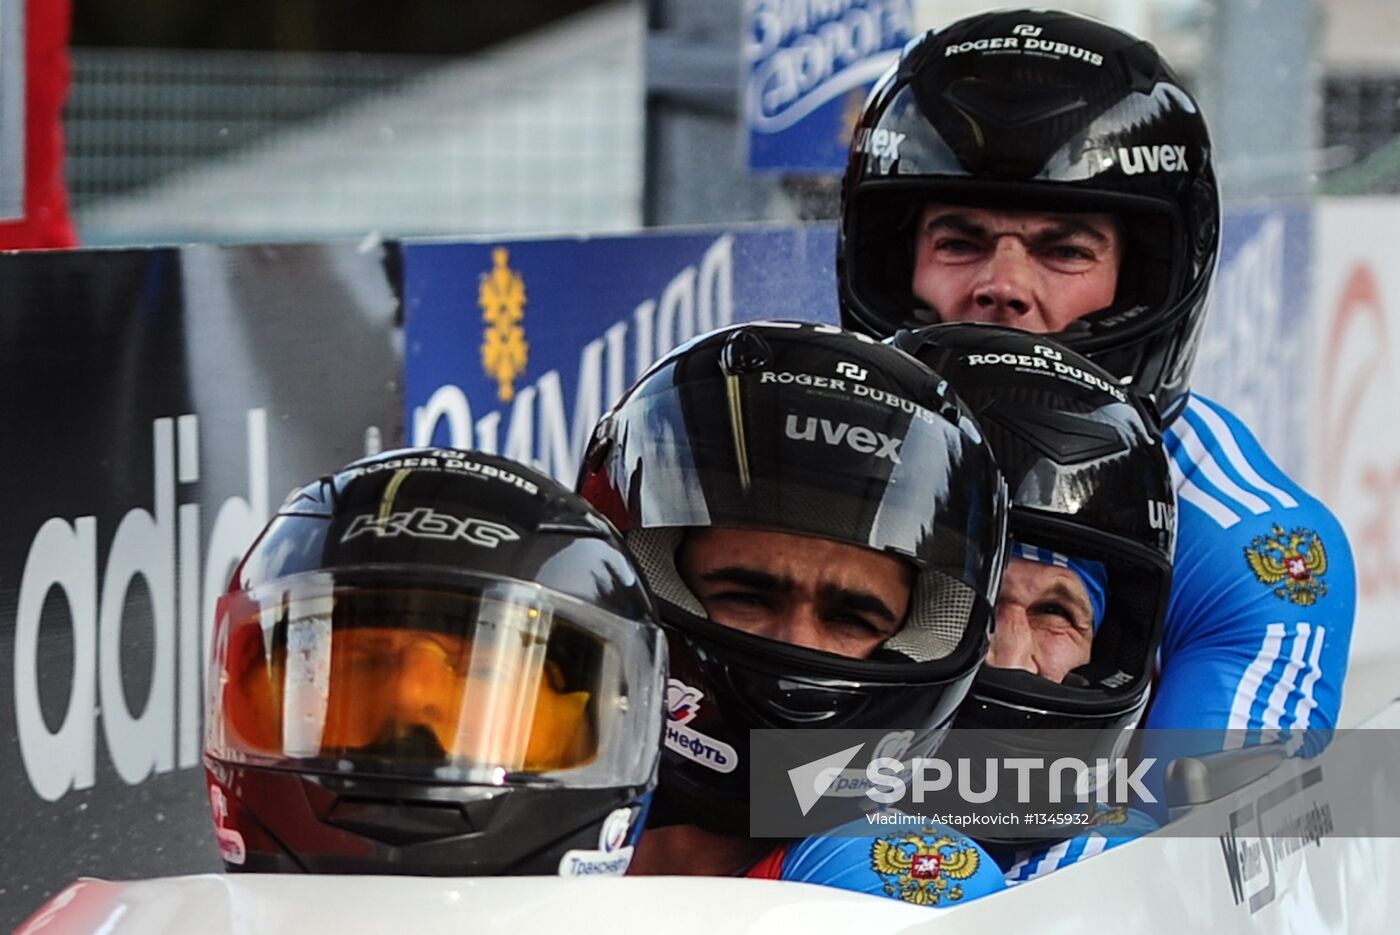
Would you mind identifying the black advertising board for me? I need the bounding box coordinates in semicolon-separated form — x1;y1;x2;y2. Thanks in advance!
0;242;402;928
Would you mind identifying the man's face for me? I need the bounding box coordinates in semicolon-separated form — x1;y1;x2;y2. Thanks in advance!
227;623;595;770
911;203;1123;333
987;557;1095;683
677;527;913;659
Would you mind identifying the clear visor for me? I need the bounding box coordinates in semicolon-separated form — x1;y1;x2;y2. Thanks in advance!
206;570;664;788
609;365;1003;594
983;522;1167;705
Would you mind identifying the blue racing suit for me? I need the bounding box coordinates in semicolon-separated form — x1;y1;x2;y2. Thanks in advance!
748;817;1006;907
1000;806;1159;884
1000;394;1355;884
1148;395;1354;735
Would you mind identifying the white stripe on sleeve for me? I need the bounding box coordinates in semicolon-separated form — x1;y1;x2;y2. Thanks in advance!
1225;623;1286;746
1292;626;1327;730
1262;623;1311;732
1172;418;1271;515
1015;839;1072;884
1187;399;1299;508
1170;456;1241;528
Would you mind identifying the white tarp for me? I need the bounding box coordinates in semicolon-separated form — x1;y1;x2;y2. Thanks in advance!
1309;197;1400;727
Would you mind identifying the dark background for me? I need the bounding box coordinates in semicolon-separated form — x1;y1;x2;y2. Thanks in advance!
0;242;402;930
72;0;613;53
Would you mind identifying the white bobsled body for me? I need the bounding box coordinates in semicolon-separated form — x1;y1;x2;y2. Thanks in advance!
20;704;1400;935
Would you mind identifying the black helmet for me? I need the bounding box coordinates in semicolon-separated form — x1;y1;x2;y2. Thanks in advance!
893;324;1174;839
204;449;666;877
576;321;1008;834
838;8;1220;424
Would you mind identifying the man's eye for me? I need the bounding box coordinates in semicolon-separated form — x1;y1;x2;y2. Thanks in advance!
349;652;391;673
831;613;886;637
1040;244;1098;267
1031;602;1089;630
713;591;769;608
933;236;984;255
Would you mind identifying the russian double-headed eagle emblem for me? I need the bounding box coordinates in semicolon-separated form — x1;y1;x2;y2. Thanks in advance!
1244;524;1328;606
479;247;528;402
870;831;981;905
1086;804;1128;827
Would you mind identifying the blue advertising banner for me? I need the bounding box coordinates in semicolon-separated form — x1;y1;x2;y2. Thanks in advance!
404;224;839;484
744;0;915;174
1194;206;1312;478
405;207;1314;484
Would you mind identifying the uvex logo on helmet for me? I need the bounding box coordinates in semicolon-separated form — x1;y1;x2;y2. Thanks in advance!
1117;144;1189;175
854;127;905;161
784;414;904;464
341;508;521;548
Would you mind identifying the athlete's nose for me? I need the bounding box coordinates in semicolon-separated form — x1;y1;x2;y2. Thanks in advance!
970;238;1036;324
391;639;461;733
986;605;1038;675
766;603;835;655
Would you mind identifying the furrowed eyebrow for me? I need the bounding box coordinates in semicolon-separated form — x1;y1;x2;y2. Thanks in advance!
1038;580;1094;628
923;212;1112;247
922;212;992;239
817;584;900;626
698;566;794;593
1025;221;1112;247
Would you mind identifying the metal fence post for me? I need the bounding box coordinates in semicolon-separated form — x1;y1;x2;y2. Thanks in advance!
642;0;792;226
1199;0;1318;202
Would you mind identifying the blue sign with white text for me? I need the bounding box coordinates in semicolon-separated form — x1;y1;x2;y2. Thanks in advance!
744;0;915;174
403;208;1308;485
403;224;838;484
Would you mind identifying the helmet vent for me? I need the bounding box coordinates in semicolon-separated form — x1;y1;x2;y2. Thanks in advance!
720;328;774;376
942;77;1086;130
983;403;1127;464
325;797;475;846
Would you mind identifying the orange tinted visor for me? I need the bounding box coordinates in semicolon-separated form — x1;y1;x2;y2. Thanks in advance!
215;583;602;773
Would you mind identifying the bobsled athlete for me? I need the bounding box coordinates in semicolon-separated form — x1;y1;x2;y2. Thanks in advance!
836;9;1353;741
577;321;1009;906
204;449;667;877
897;324;1171;880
